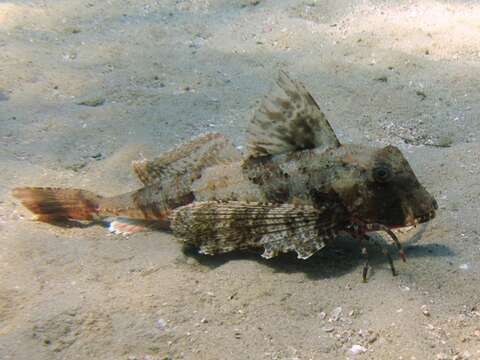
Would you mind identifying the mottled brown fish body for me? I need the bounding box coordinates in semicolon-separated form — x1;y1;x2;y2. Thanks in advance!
193;143;435;228
12;71;437;280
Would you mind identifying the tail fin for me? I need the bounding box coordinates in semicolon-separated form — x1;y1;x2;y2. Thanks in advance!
12;187;103;221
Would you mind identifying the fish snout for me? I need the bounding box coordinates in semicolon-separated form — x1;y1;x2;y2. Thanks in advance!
415;196;437;224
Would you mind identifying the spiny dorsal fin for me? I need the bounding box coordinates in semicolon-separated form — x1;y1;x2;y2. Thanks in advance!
246;71;340;158
132;132;241;185
171;201;337;259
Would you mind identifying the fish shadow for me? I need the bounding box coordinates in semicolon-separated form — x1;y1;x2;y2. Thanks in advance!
31;219;166;231
36;220;453;279
34;218;100;229
182;234;454;280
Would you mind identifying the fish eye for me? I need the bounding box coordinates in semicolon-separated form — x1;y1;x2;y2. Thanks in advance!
373;166;391;183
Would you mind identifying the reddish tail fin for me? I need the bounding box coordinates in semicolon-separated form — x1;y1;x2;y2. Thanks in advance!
12;187;103;221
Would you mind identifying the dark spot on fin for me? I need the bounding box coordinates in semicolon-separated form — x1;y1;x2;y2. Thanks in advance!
246;70;341;158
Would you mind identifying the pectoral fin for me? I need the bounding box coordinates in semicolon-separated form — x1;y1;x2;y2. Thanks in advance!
171;201;337;259
246;71;340;158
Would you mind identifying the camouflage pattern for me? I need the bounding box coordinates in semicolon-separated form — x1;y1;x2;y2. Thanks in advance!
13;71;437;279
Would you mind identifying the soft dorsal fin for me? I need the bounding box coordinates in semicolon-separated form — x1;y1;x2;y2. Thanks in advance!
132;132;241;185
246;71;340;158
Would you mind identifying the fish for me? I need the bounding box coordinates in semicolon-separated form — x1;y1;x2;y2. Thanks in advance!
12;71;438;281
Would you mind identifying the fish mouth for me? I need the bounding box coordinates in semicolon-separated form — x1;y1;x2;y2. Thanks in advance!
399;209;436;228
415;210;436;224
399;197;438;228
358;199;438;229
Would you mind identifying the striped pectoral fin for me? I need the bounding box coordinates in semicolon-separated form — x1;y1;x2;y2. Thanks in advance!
171;201;337;258
260;227;328;260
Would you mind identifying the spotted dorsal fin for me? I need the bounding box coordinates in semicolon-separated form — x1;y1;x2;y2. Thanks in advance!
132;132;241;185
246;71;340;158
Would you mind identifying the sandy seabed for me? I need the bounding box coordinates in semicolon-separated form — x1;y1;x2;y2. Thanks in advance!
1;1;480;359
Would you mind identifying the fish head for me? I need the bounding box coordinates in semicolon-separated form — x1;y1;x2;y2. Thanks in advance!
330;145;437;228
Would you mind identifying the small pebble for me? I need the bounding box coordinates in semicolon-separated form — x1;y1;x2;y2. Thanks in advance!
367;333;378;344
416;90;427;100
421;305;430;317
374;76;388;82
77;96;105;107
200;318;208;324
156;319;167;330
329;307;342;322
349;344;367;355
322;326;334;333
64;27;81;34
